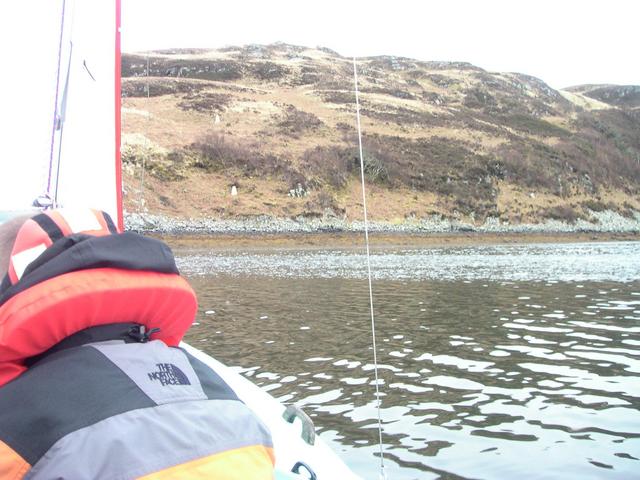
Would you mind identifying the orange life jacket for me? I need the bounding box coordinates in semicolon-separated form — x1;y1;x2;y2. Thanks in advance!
0;209;198;386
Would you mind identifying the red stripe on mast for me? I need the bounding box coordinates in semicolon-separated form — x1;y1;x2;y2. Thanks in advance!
114;0;123;231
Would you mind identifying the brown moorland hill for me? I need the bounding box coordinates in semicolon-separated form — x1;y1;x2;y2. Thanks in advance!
121;43;640;225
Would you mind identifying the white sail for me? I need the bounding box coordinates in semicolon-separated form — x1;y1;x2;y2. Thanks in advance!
1;0;121;226
57;0;121;226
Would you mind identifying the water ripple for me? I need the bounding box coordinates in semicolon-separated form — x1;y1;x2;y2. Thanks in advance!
180;245;640;479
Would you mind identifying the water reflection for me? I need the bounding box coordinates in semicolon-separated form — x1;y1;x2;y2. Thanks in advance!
180;243;640;480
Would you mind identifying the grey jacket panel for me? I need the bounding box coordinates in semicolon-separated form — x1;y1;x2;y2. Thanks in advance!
0;344;156;465
91;341;208;405
2;338;272;480
26;399;274;480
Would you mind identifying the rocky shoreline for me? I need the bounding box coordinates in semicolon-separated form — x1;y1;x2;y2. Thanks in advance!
125;210;640;236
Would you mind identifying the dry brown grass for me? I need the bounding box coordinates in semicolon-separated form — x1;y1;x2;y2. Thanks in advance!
121;46;640;223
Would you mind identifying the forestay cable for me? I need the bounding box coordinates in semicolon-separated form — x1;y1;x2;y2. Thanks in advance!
52;39;74;206
353;57;387;480
139;54;150;212
45;0;67;206
42;0;77;209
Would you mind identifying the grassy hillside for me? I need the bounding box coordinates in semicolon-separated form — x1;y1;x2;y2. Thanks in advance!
121;44;640;225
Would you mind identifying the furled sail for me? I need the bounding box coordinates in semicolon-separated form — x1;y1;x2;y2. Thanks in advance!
2;0;122;228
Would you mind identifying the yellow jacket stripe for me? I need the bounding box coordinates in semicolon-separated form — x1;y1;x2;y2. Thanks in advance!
0;440;29;480
139;445;276;480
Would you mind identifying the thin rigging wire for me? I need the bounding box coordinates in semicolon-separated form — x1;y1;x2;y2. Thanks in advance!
53;40;74;206
139;55;149;212
46;0;67;199
353;56;387;480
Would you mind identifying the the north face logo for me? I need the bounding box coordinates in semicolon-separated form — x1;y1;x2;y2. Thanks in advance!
148;363;191;386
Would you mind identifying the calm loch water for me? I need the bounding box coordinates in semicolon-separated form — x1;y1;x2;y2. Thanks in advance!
177;241;640;479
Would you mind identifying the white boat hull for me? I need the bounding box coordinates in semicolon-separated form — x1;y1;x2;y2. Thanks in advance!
182;342;361;480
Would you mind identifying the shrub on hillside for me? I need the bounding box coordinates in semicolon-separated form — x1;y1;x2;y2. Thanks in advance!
359;106;443;127
360;86;416;100
622;202;638;218
494;141;562;192
121;142;187;181
581;200;613;212
350;135;501;218
177;92;231;112
304;191;342;217
318;91;354;104
464;88;496;110
502;114;570;137
300;146;354;189
361;150;389;182
336;122;354;133
542;205;584;224
190;134;305;188
548;110;640;194
249;61;290;81
277;105;324;138
191;134;249;171
300;141;392;190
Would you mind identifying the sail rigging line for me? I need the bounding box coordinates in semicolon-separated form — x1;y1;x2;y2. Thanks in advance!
82;60;96;81
138;54;150;213
52;39;74;206
46;0;68;202
353;56;387;480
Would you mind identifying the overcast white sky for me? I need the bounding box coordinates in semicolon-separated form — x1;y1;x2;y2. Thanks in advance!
122;0;638;89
